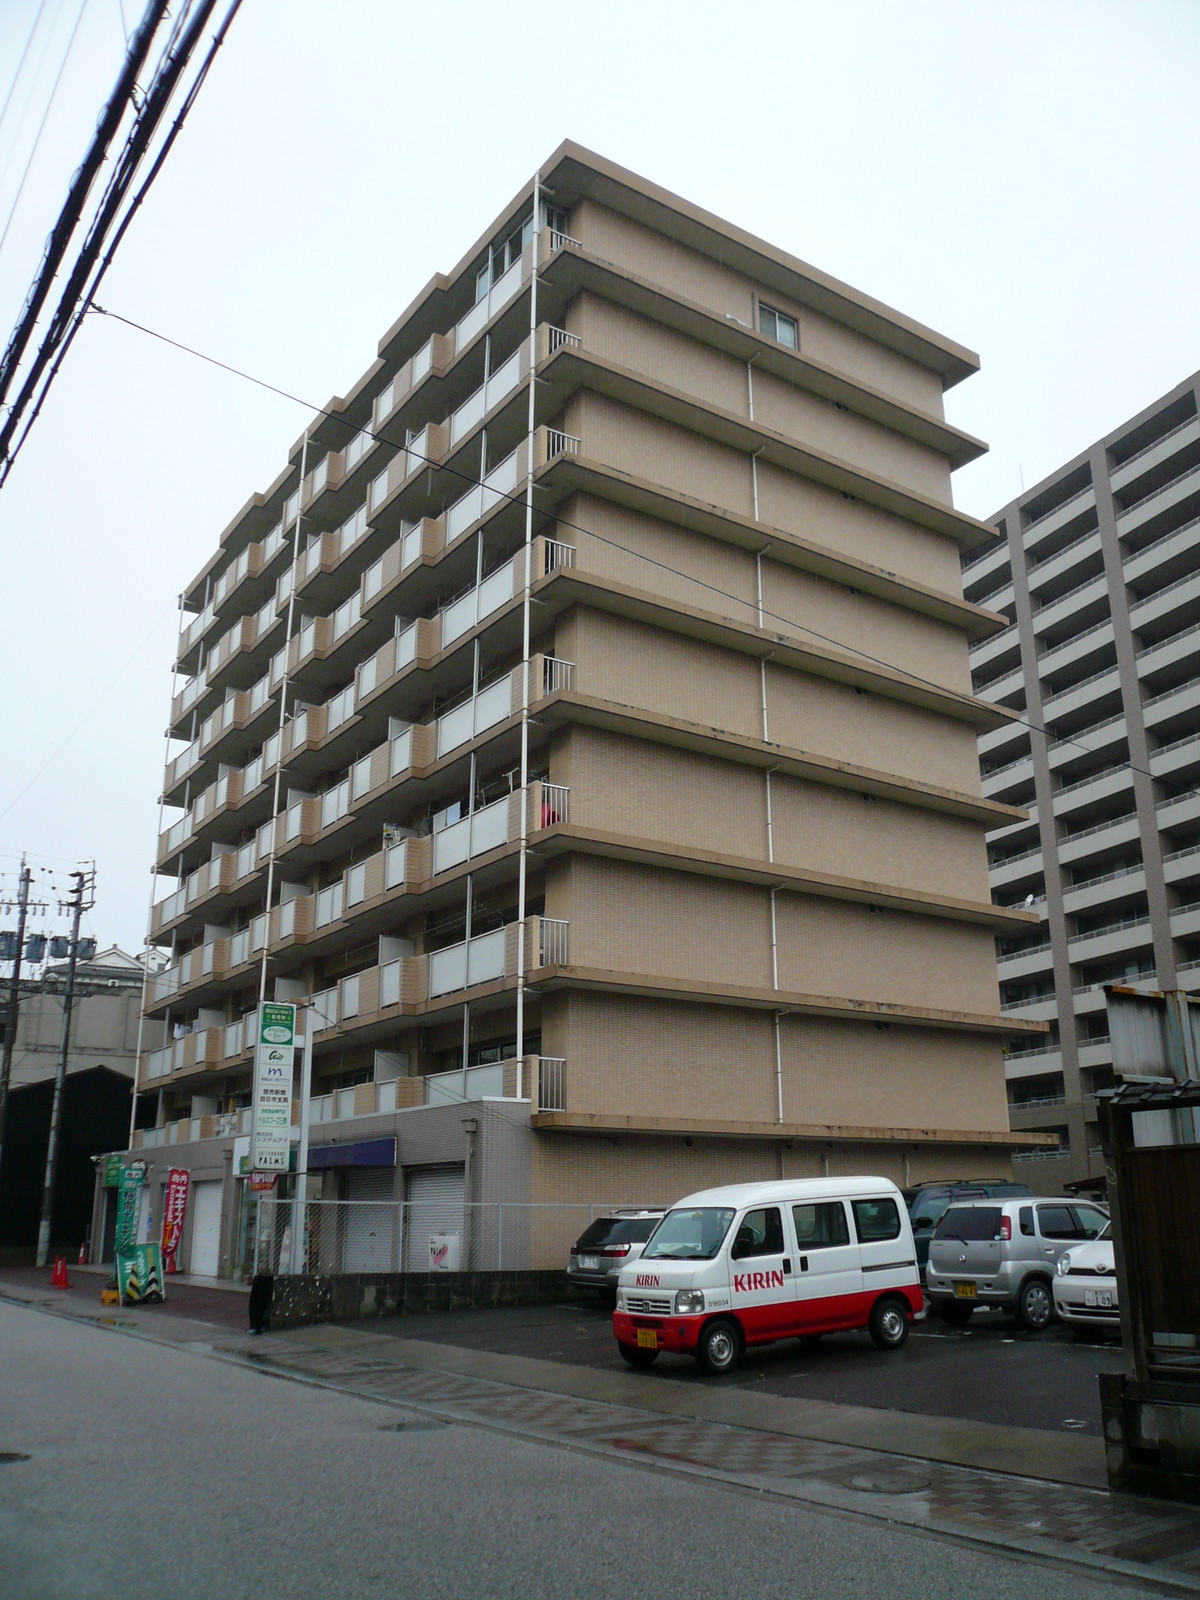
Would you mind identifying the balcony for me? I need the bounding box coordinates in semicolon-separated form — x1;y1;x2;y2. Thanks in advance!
149;853;239;938
1068;914;1152;963
1128;569;1200;633
131;1054;568;1149
1170;899;1200;939
1062;864;1145;916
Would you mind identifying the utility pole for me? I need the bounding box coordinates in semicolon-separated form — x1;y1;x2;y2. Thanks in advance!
0;859;33;1178
35;866;95;1267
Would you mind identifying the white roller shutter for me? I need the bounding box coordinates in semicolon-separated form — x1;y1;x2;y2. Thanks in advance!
404;1164;465;1271
189;1180;223;1277
343;1168;397;1272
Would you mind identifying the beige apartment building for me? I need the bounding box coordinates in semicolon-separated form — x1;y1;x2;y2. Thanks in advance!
124;143;1043;1277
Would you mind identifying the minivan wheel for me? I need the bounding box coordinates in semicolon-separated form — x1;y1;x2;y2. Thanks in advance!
869;1297;910;1351
1016;1277;1054;1332
933;1300;974;1327
695;1318;742;1376
617;1342;659;1369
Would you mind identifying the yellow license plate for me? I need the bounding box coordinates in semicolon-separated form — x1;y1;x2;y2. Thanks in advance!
954;1281;977;1299
636;1329;659;1349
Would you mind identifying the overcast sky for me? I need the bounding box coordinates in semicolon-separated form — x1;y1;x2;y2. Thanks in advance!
0;0;1197;953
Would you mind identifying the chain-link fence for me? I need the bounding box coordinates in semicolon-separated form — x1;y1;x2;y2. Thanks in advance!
250;1198;643;1276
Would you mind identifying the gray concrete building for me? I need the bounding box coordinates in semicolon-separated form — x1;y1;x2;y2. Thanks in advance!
964;372;1200;1187
2;945;159;1088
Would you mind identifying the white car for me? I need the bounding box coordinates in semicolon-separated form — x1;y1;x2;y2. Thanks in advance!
1052;1224;1118;1334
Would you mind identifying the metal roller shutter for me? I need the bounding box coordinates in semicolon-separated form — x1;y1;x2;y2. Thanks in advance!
343;1169;397;1272
189;1180;223;1277
404;1164;465;1271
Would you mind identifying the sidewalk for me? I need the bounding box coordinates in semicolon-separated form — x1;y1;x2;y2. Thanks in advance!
4;1272;1200;1593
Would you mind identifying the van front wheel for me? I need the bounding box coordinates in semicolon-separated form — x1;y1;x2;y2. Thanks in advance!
695;1318;742;1376
868;1297;911;1351
617;1342;659;1369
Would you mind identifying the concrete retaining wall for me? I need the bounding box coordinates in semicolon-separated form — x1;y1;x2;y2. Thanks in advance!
252;1269;574;1331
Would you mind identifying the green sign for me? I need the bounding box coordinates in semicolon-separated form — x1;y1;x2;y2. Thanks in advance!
114;1162;146;1254
116;1242;165;1304
102;1153;123;1188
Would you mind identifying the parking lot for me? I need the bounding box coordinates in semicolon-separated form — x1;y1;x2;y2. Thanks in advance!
348;1296;1126;1438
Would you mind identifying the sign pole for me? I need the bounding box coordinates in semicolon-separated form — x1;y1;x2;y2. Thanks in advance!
289;1016;313;1275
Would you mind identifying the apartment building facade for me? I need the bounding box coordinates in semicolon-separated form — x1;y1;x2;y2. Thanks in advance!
964;371;1200;1187
124;143;1041;1277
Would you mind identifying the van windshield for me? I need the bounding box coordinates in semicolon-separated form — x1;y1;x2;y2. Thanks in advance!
642;1207;734;1261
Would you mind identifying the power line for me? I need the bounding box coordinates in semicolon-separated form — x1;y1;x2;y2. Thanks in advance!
91;303;1190;807
0;0;88;263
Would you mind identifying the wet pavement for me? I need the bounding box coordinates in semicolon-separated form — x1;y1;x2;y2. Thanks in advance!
3;1272;1199;1594
343;1295;1126;1438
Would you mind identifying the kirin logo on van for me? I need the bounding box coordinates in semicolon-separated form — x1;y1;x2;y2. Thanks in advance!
733;1270;785;1293
635;1274;660;1287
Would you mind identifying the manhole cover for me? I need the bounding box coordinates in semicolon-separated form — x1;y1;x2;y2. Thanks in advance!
0;1453;31;1464
378;1421;446;1433
844;1469;931;1495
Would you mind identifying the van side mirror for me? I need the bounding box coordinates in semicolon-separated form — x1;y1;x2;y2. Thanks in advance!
913;1216;933;1231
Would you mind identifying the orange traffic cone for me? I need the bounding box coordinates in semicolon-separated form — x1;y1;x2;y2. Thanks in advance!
77;1241;88;1266
50;1256;70;1289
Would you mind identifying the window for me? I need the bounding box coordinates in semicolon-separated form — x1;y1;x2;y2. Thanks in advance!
1073;1204;1109;1240
731;1207;785;1259
759;303;798;350
1036;1204;1078;1240
792;1201;850;1250
853;1197;902;1242
1019;1206;1035;1237
643;1207;733;1261
933;1205;1001;1242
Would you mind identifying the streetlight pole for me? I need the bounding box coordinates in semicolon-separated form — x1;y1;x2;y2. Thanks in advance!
35;866;95;1267
0;858;32;1179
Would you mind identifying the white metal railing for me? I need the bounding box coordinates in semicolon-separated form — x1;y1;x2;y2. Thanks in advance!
390;729;413;776
1048;712;1125;752
1068;806;1139;844
1053;763;1131;799
1112;415;1199;475
1013;1147;1071;1163
549;229;581;252
1031;570;1107;616
543;537;575;573
539;783;569;826
1036;617;1112;663
1143;676;1200;711
988;845;1042;871
539;918;569;965
1000;993;1055;1012
1123;511;1200;570
545;428;580;460
1027;525;1101;572
538;1056;566;1111
982;753;1032;782
1069;914;1151;946
425;1065;505;1105
1130;567;1200;616
1157;786;1200;811
1117;462;1200;520
1066;863;1144;894
455;252;526;353
1042;665;1119;708
315;882;343;929
1023;482;1093;530
320;778;351;829
996;942;1051;966
1153;731;1200;761
1004;1044;1061;1062
546;325;581;354
449;346;524;447
542;656;574;696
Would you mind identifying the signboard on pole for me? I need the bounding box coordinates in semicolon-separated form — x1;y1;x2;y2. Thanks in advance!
252;1002;296;1172
114;1162;146;1254
160;1168;190;1274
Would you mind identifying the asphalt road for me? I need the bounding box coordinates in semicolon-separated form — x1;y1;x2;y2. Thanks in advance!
351;1298;1126;1438
0;1299;1154;1600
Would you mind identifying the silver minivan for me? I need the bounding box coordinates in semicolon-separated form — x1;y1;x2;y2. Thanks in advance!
926;1196;1109;1331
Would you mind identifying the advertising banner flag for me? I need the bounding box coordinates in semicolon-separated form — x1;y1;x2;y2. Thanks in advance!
116;1242;165;1304
114;1162;146;1254
160;1168;190;1274
252;1002;296;1172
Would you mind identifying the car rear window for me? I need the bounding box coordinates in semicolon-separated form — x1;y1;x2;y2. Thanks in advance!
573;1216;659;1250
933;1205;1003;1241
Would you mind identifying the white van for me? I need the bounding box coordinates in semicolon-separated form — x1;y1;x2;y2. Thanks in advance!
612;1176;922;1375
